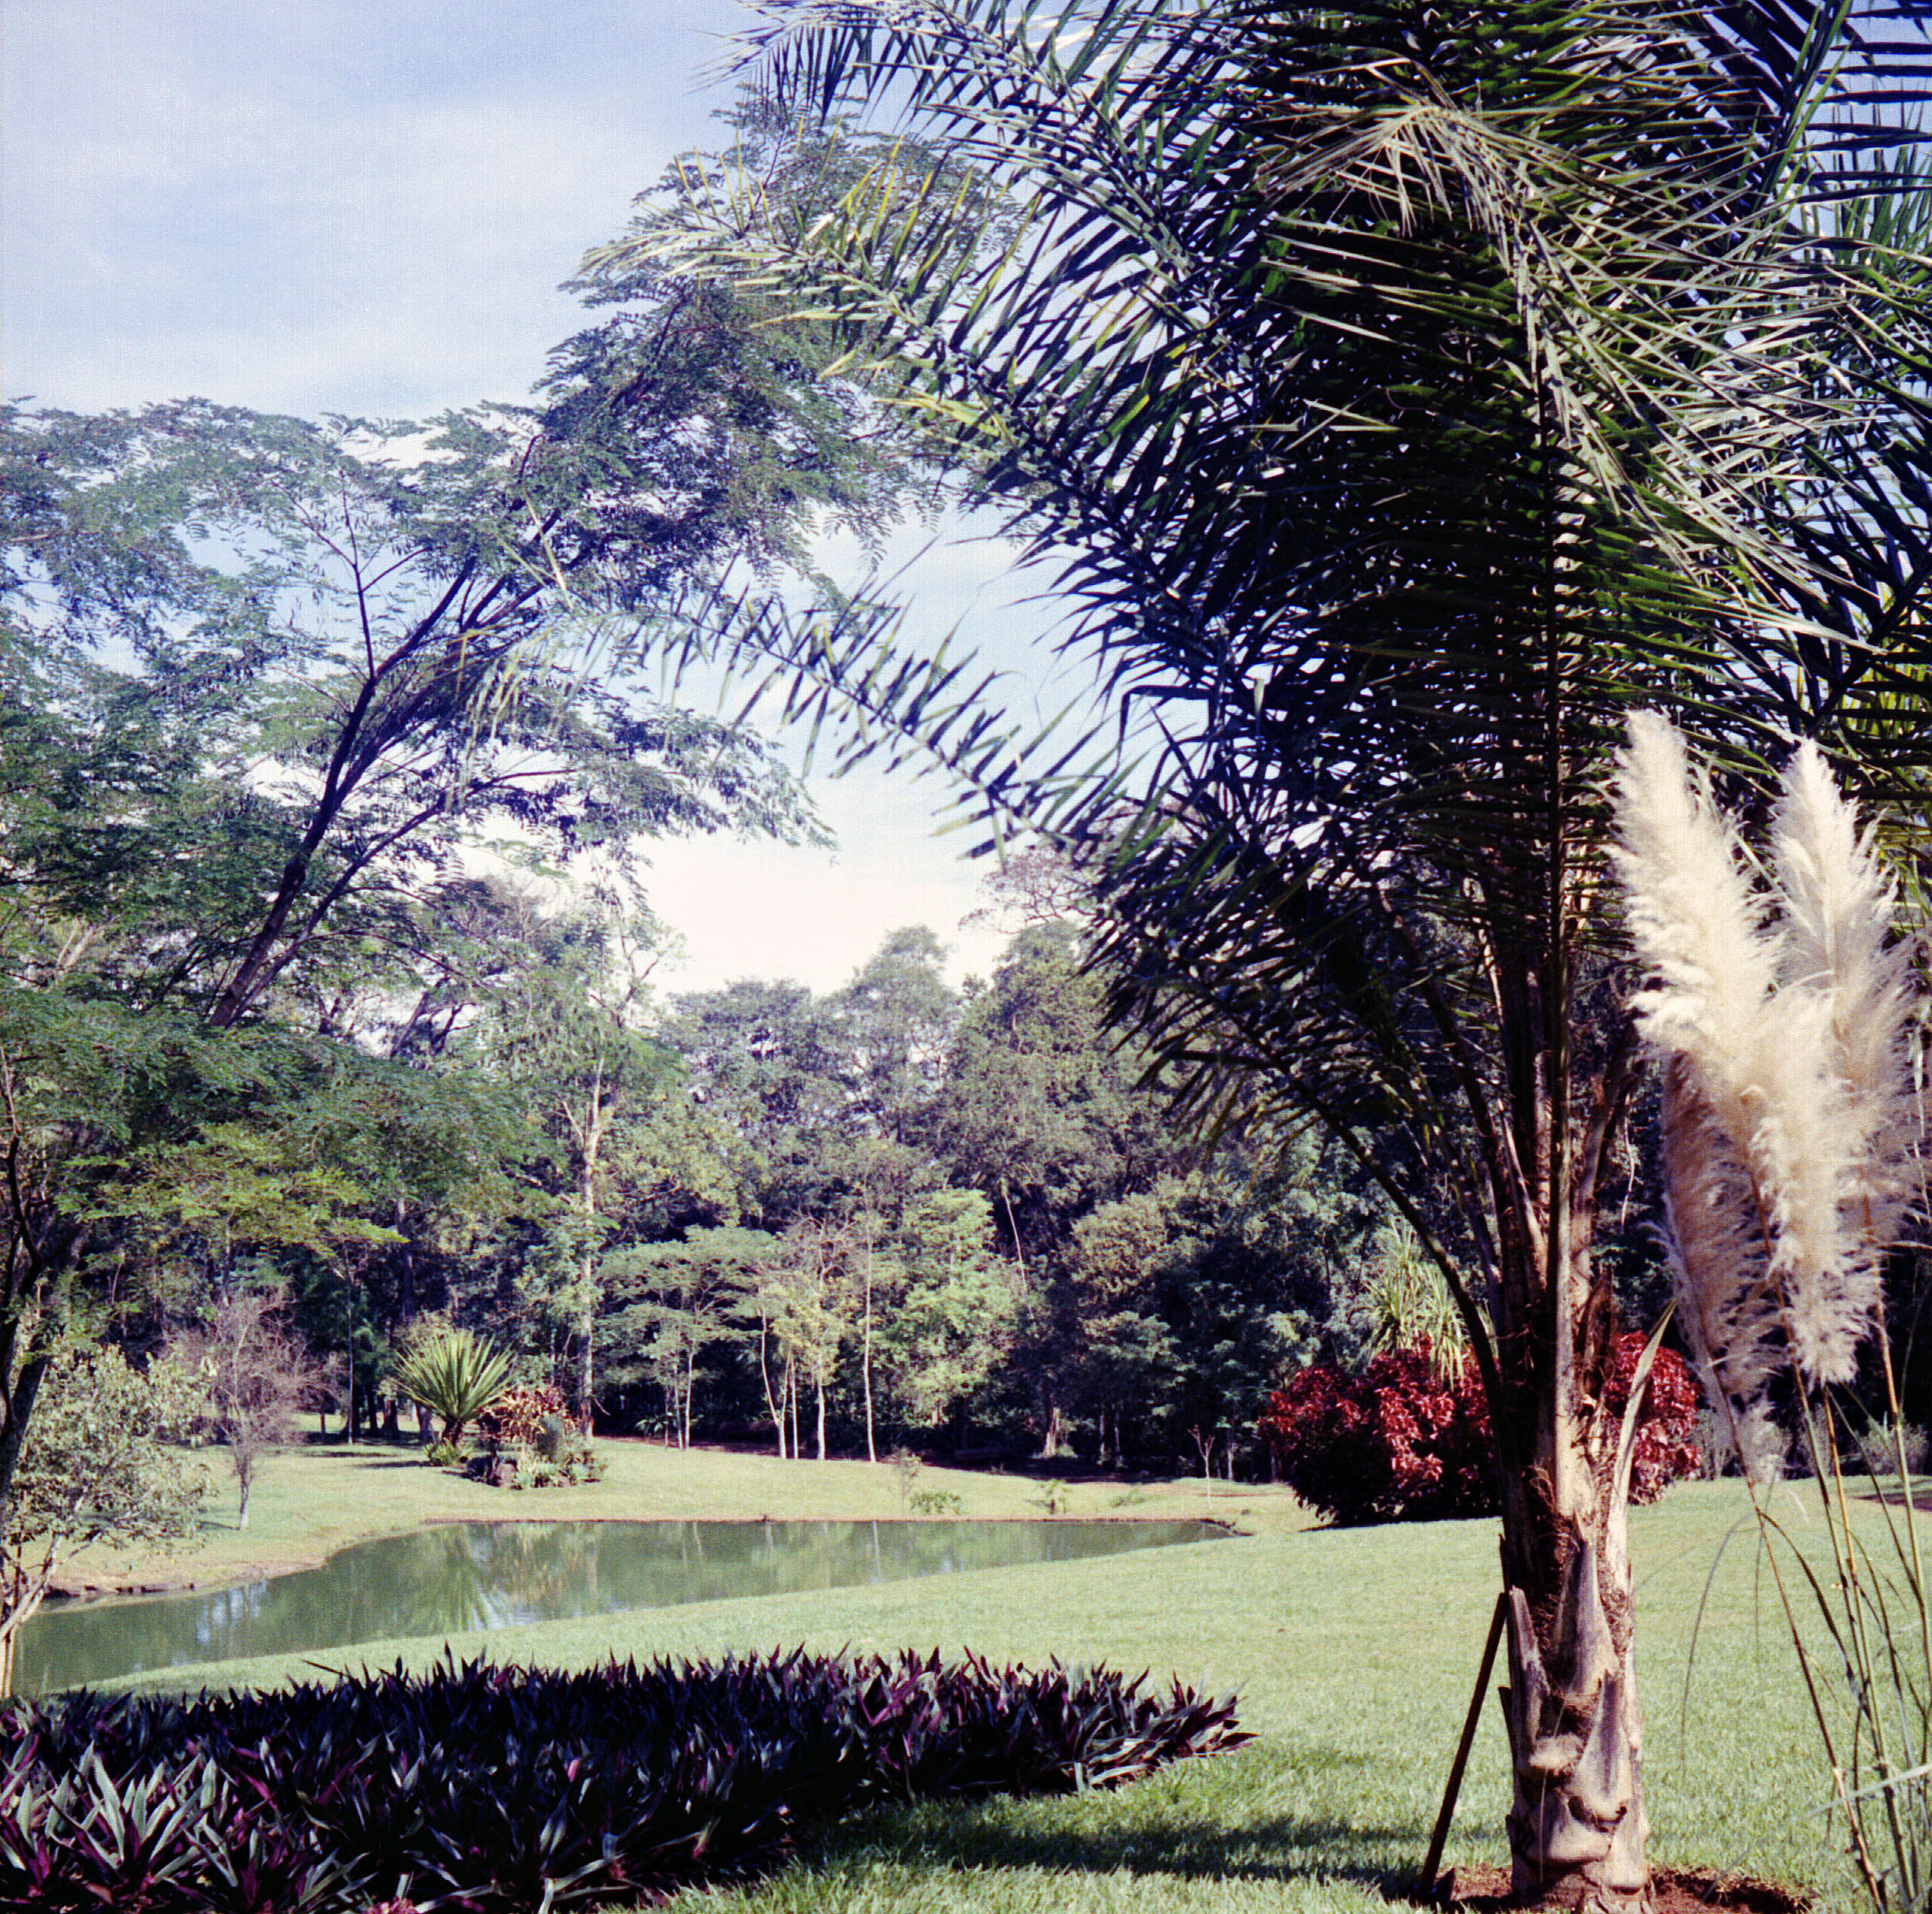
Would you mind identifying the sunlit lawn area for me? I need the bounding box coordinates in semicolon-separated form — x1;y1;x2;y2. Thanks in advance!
57;1447;1850;1909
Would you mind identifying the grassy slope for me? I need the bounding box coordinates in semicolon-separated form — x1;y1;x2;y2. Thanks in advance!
60;1446;1850;1909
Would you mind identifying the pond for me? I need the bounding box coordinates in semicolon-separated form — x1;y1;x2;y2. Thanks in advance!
17;1518;1224;1695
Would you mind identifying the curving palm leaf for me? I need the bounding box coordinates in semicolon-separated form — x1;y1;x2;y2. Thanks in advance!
595;2;1932;1902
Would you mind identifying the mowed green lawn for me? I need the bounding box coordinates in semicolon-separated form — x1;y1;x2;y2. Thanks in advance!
56;1444;1854;1909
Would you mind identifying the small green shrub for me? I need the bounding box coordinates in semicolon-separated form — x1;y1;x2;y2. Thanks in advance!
908;1488;962;1516
423;1440;462;1469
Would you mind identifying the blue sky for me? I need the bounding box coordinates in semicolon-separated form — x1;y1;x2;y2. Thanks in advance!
5;0;1066;994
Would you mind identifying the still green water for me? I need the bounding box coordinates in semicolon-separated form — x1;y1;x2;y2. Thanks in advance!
19;1519;1221;1695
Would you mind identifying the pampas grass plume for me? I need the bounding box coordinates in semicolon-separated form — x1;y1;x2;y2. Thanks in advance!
1614;714;1916;1466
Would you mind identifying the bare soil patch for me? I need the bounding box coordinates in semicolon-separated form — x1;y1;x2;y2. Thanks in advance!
1427;1866;1809;1912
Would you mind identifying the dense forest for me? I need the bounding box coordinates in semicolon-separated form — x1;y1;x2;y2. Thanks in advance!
0;100;1517;1485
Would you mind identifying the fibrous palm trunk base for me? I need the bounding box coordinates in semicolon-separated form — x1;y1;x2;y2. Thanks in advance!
1501;1543;1651;1912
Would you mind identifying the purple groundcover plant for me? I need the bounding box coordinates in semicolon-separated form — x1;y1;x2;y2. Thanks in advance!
0;1648;1248;1912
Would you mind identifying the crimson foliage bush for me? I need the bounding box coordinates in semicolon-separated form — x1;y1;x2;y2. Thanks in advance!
1258;1331;1701;1525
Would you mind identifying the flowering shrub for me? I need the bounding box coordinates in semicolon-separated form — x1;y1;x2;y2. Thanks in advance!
1259;1331;1700;1525
475;1382;572;1452
1620;1336;1702;1503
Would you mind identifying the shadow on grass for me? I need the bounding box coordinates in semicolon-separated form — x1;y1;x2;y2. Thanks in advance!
831;1797;1417;1898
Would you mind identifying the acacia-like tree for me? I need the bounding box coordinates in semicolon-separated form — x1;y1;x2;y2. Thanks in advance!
0;163;923;1559
619;2;1932;1903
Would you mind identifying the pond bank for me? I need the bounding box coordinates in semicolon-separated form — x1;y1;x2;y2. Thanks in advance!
49;1438;1309;1599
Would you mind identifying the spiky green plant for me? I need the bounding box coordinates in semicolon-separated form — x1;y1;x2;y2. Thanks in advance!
1360;1221;1468;1380
1614;712;1927;1912
388;1330;512;1448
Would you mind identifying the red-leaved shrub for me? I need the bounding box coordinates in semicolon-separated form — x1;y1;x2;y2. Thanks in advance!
1258;1331;1701;1525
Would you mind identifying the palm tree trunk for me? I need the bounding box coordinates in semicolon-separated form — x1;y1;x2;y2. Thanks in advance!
1491;1031;1652;1911
1500;1542;1649;1908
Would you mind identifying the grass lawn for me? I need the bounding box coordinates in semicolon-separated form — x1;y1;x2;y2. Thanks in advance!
50;1442;1861;1909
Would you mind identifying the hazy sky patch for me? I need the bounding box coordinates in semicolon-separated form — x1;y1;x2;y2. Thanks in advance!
6;0;1069;993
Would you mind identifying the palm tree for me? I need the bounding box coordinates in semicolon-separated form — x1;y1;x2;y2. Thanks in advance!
607;2;1932;1904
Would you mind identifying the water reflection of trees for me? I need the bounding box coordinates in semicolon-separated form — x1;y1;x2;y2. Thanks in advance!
18;1521;1219;1694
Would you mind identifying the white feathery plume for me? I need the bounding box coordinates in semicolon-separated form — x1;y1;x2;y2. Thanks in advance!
1657;1060;1786;1479
1611;715;1848;1319
1771;742;1921;1381
1614;712;1818;1469
1612;712;1914;1472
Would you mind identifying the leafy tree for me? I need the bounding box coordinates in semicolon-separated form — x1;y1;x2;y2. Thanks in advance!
601;1226;777;1445
834;927;959;1145
937;922;1181;1272
626;2;1932;1900
666;978;856;1222
0;1345;205;1695
0;402;823;1028
745;1217;857;1460
874;1187;1019;1438
471;890;677;1425
933;920;1192;1454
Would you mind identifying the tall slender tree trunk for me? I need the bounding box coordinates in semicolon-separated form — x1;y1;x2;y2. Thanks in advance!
576;1152;598;1435
757;1319;787;1457
861;1242;876;1464
343;1266;355;1447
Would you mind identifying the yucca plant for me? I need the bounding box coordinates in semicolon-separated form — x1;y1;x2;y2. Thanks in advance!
1614;712;1927;1912
1361;1220;1468;1378
387;1329;512;1448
